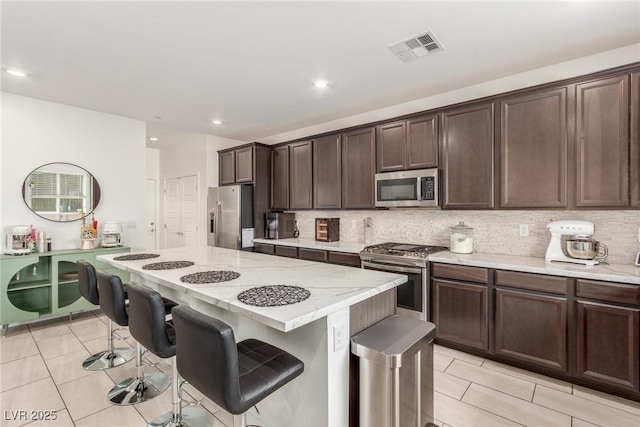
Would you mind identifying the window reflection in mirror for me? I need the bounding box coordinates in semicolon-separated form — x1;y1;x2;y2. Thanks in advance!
22;163;101;222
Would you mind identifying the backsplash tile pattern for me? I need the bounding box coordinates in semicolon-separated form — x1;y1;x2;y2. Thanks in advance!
292;210;640;265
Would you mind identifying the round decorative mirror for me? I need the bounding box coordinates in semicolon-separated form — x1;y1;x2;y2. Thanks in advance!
22;163;101;222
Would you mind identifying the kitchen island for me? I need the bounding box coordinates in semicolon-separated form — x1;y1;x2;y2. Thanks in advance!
97;245;406;427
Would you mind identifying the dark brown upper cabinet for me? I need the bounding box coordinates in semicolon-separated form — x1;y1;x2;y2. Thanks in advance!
270;145;289;210
575;75;629;208
631;72;640;208
313;134;342;209
377;115;438;173
377;121;406;172
289;141;313;209
219;145;259;185
235;146;254;183
342;127;376;209
440;102;495;209
499;87;568;208
219;150;236;186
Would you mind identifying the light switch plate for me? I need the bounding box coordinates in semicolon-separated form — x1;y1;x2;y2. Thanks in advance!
635;251;640;266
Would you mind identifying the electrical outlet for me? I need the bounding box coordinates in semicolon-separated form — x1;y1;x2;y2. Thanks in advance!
333;323;346;352
126;221;137;229
351;220;356;228
519;224;529;237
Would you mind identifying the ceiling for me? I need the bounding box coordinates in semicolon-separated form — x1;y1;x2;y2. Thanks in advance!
2;1;639;146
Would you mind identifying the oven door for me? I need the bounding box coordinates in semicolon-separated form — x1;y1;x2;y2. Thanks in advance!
361;261;427;321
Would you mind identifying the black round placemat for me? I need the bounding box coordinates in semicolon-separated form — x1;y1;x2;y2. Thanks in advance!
114;253;161;261
142;261;194;270
180;270;240;284
237;285;310;307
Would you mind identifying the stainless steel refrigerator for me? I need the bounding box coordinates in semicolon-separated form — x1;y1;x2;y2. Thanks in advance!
207;185;254;250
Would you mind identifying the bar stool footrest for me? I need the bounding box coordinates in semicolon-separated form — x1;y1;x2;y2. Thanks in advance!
108;372;171;405
82;347;135;371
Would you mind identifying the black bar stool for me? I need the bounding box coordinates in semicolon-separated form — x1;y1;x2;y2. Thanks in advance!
172;306;305;427
77;260;135;370
97;270;171;405
126;282;210;427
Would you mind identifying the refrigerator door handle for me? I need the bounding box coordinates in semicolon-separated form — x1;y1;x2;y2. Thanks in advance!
215;202;222;246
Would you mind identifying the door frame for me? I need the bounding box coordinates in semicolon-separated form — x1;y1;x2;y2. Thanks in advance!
146;178;159;250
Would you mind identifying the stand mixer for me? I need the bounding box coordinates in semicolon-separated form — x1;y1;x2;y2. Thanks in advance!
545;220;601;266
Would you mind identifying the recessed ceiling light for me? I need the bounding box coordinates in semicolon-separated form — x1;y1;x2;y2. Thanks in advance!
312;80;329;89
149;137;159;141
6;68;27;77
212;120;223;125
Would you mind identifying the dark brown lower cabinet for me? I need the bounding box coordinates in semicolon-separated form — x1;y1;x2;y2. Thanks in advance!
254;243;275;255
275;245;298;258
431;264;640;401
576;300;640;391
432;278;488;350
495;289;567;372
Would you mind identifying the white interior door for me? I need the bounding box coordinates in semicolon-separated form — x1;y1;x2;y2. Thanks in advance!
146;179;157;250
164;175;198;248
180;175;198;247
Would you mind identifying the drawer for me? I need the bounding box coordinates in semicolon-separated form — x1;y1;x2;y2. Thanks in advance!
576;279;640;305
254;243;275;255
298;248;328;262
275;245;298;258
329;252;361;267
495;270;568;295
432;263;488;284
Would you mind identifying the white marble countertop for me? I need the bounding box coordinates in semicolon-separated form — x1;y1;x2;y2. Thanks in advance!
97;246;406;332
429;252;640;285
253;238;365;254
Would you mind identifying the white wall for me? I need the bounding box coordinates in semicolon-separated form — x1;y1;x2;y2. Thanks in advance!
156;133;242;248
1;93;147;251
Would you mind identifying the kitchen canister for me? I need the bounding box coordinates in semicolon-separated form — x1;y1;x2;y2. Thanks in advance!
450;221;473;254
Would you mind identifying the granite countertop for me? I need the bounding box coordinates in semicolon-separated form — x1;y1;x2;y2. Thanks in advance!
97;246;406;332
429;251;640;285
253;238;365;254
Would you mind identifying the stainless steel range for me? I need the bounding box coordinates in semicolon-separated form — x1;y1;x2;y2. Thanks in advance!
360;242;448;320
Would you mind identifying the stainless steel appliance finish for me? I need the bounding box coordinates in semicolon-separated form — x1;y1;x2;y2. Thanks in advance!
207;185;254;250
566;237;608;260
351;315;436;427
360;242;448;320
375;168;439;208
265;212;295;239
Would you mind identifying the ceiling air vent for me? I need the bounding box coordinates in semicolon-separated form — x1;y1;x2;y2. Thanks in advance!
388;31;443;63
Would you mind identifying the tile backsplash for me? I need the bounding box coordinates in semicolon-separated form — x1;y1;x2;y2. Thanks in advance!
292;210;640;265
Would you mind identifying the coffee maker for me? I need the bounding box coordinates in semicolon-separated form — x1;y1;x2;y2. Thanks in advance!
101;222;123;247
265;213;295;239
4;225;31;255
545;220;604;266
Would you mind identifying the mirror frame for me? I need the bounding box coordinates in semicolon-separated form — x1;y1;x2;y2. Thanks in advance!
22;162;101;222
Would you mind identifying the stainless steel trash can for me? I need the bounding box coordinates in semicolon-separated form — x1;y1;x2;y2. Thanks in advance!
351;315;436;427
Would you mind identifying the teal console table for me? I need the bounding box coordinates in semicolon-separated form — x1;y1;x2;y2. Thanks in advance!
0;246;130;334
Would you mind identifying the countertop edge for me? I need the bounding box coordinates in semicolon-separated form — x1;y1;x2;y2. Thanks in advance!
253;238;364;254
429;252;640;285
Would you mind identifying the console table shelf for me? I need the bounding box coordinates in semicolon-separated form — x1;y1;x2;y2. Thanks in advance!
1;246;130;334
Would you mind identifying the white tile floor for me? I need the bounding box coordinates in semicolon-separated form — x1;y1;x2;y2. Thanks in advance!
1;311;640;427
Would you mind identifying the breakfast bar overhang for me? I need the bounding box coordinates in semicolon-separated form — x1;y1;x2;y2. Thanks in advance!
97;246;407;427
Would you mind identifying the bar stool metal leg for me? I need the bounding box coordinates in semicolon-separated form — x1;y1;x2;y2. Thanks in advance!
149;358;212;427
82;319;135;371
107;342;171;405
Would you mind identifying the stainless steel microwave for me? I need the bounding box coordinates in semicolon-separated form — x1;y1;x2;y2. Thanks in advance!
375;168;439;208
